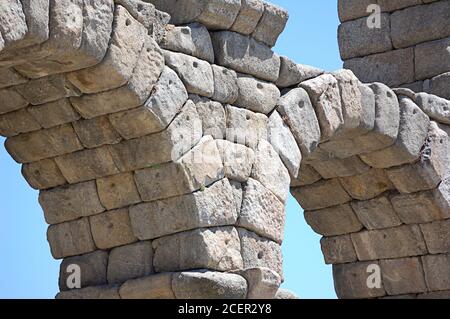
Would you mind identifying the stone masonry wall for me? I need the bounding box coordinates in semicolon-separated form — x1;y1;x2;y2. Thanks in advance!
0;0;449;299
338;0;450;99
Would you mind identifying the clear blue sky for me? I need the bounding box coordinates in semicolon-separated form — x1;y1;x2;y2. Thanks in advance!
0;1;342;299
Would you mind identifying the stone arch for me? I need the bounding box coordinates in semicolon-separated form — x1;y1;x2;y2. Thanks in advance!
0;0;449;299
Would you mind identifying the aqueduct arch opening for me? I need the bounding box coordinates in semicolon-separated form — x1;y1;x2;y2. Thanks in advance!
0;0;449;299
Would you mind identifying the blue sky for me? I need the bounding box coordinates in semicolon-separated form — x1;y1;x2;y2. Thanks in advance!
0;1;342;299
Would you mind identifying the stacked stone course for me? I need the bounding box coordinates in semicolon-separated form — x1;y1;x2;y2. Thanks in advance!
338;0;450;99
0;0;449;299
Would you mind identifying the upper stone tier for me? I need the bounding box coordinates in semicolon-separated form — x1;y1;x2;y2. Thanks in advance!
145;0;289;48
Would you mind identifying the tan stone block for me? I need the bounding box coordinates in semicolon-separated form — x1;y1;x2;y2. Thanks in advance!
320;235;358;265
89;208;137;250
340;168;394;200
72;116;121;149
351;195;402;230
119;273;175;299
292;179;351;210
47;218;96;259
22;158;67;190
380;257;427;295
305;204;363;236
96;173;141;210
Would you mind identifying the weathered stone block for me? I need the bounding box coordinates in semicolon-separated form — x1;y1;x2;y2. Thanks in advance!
197;0;242;30
134;136;223;202
391;1;450;49
22;158;67;190
311;156;370;179
59;250;108;291
225;105;268;150
238;228;283;277
47;218;96;259
251;140;290;203
333;261;386;299
360;97;430;168
161;23;214;63
216;140;255;182
391;189;450;225
0;108;41;137
238;178;285;243
107;241;153;284
211;31;281;82
56;285;120;299
320;235;358;265
109;101;202;172
130;179;237;240
72;116;121;149
344;48;415;87
338;0;373;22
236;267;281;299
276;56;323;88
0;68;27;89
277;88;321;157
211;64;238;104
108;67;188;139
252;2;288;47
152;227;243;273
415;37;450;80
191;95;226;139
28;99;80;129
0;88;29;114
420;219;450;254
268;111;301;177
415;93;450;125
67;5;146;93
340;168;394;200
351;195;402;230
55;146;119;184
421;254;450;291
164;50;214;97
89;208;137;250
351;225;427;261
292;179;351;210
39;181;104;225
235;74;280;114
231;0;264;35
96;172;141;210
5;124;83;163
173;271;248;299
305;204;363;237
15;74;80;106
119;273;175;299
338;14;392;60
427;72;450;100
300;74;344;141
380;257;427;296
290;164;321;187
387;123;450;193
14;0;114;78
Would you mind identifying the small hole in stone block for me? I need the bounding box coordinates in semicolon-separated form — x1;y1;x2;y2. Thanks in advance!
225;239;230;245
193;61;199;68
169;80;173;85
147;47;151;53
298;101;305;109
440;139;444;144
246;114;251;121
386;91;393;98
125;19;132;26
137;4;144;12
222;69;228;75
257;83;264;89
181;28;190;35
257;251;264;259
413;109;418;115
186;115;190;121
444;106;449;112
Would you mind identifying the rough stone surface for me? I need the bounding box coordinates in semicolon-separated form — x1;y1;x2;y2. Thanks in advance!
304;204;363;237
231;0;265;35
320;235;358;265
351;195;402;230
152;227;243;273
172;271;248;299
276;56;323;88
130;179;237;240
211;64;238;104
380;257;427;296
252;2;289;47
107;241;154;284
351;225;428;261
235;74;280;114
119;273;175;299
292;179;351;210
238;178;285;243
211;31;281;82
216;140;255;182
